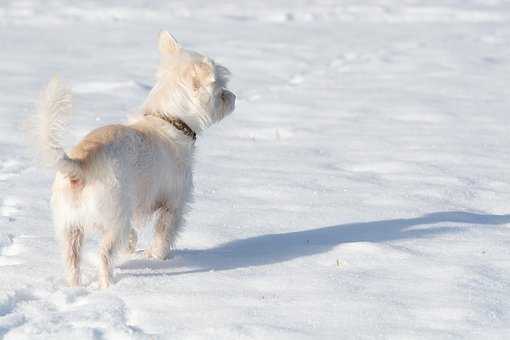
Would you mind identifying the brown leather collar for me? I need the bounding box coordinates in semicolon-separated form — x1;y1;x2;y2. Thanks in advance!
144;113;196;142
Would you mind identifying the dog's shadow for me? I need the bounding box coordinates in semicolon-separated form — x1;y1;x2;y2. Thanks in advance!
117;211;510;279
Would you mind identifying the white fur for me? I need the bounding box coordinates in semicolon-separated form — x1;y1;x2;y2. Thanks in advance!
31;32;235;288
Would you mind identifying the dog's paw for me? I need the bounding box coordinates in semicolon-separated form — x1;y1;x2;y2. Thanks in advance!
99;276;113;289
67;276;80;288
144;247;170;261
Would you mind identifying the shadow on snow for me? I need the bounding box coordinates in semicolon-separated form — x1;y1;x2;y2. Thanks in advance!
117;211;510;279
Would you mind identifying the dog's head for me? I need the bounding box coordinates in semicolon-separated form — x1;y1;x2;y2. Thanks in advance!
144;31;236;132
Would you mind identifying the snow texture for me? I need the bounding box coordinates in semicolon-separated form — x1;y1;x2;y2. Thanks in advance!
1;0;510;339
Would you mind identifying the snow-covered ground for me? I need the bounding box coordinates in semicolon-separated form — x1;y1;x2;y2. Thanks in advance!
1;0;510;339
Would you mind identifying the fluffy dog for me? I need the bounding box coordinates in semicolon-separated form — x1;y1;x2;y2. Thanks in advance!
32;31;235;288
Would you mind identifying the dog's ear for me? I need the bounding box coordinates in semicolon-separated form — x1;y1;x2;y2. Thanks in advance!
192;58;215;92
158;31;181;55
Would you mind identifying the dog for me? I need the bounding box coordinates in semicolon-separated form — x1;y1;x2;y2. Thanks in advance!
31;31;236;288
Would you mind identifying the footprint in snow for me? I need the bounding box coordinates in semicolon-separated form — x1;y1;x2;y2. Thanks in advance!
0;159;25;181
0;234;25;266
0;284;149;339
288;73;304;86
0;289;35;337
0;197;22;219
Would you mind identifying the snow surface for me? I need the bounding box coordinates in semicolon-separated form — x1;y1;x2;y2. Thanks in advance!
1;0;510;339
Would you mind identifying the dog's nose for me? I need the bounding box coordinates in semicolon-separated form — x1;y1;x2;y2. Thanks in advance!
223;89;235;102
226;90;236;109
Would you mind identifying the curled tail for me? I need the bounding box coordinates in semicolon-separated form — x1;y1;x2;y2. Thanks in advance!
32;77;83;179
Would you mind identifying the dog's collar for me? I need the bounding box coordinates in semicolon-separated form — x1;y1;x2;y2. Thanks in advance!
144;113;197;142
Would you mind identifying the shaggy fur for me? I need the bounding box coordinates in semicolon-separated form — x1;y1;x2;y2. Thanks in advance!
32;32;236;288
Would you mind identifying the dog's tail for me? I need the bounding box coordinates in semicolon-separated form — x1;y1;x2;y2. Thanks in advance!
30;77;83;179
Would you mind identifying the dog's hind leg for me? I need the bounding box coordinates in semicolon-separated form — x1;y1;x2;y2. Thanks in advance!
127;228;138;254
98;217;132;288
98;231;116;288
145;204;181;260
64;226;84;287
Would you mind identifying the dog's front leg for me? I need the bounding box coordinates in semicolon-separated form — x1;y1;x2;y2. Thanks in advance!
145;205;180;260
64;227;83;287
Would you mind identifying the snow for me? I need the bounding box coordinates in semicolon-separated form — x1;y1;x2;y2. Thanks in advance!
1;0;510;338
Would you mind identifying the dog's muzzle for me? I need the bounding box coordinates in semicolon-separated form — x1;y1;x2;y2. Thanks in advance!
222;89;236;114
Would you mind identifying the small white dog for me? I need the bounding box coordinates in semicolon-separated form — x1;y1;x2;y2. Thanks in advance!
32;32;235;288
